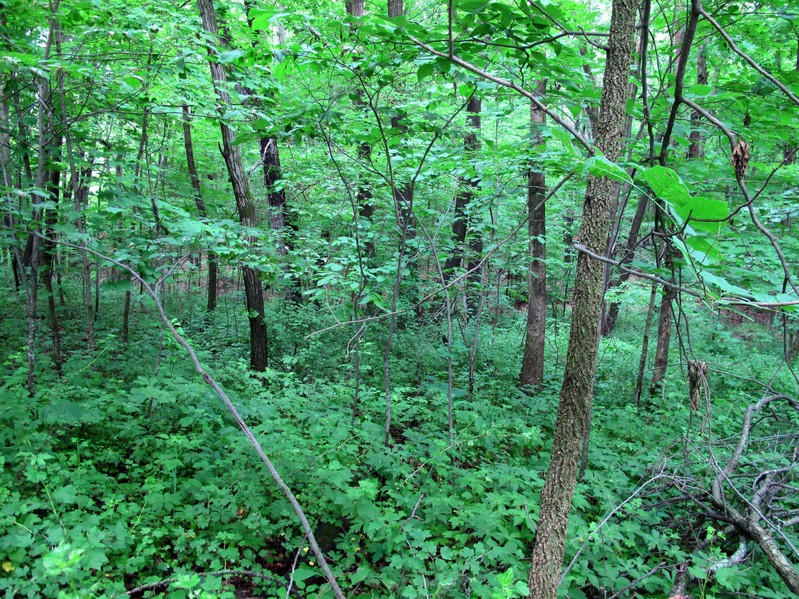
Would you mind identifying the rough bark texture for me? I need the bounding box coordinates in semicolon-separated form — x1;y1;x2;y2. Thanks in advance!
444;95;481;275
519;81;547;389
688;47;708;159
527;1;637;597
388;0;402;18
260;136;291;253
346;0;364;17
198;0;268;371
182;105;218;312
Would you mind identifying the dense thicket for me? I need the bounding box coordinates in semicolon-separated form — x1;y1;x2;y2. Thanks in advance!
2;0;799;598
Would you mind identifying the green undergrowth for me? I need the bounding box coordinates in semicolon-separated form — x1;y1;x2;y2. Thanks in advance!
0;283;795;598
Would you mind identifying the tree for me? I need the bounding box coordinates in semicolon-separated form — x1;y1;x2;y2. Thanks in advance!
182;104;218;312
519;81;547;389
444;93;482;285
527;1;637;596
197;0;268;371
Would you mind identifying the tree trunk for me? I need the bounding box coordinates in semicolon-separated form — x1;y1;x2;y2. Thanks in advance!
26;5;59;395
260;136;292;253
445;94;481;268
42;158;64;371
601;191;649;334
198;0;268;371
182;104;218;312
345;0;374;255
527;1;637;597
634;282;658;404
650;240;675;394
445;95;482;302
688;46;708;159
519;80;547;389
388;0;402;18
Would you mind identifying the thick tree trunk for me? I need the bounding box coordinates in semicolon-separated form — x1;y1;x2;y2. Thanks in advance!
601;0;652;337
519;81;547;389
198;0;268;371
182;105;218;312
527;1;637;597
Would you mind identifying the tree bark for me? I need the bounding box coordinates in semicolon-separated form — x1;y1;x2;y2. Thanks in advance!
688;46;708;159
519;81;547;389
198;0;268;371
345;0;374;256
445;95;481;278
182;104;218;312
388;0;402;18
42;154;64;371
527;1;637;596
634;282;658;404
650;240;675;394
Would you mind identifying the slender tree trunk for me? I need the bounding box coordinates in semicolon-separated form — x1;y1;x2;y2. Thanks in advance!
56;24;95;349
26;3;59;394
387;0;413;235
519;81;547;389
382;0;411;445
634;282;658;404
650;239;675;394
76;165;94;347
42;158;64;371
602;192;649;334
123;114;149;345
527;1;637;596
182;105;218;312
649;0;702;394
345;0;374;257
688;46;708;159
198;0;268;371
445;95;482;281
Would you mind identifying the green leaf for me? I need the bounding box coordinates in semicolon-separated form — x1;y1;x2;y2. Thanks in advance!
584;155;632;184
640;166;728;232
53;484;77;504
173;573;201;589
124;75;143;89
218;50;243;64
701;271;753;297
417;62;435;82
